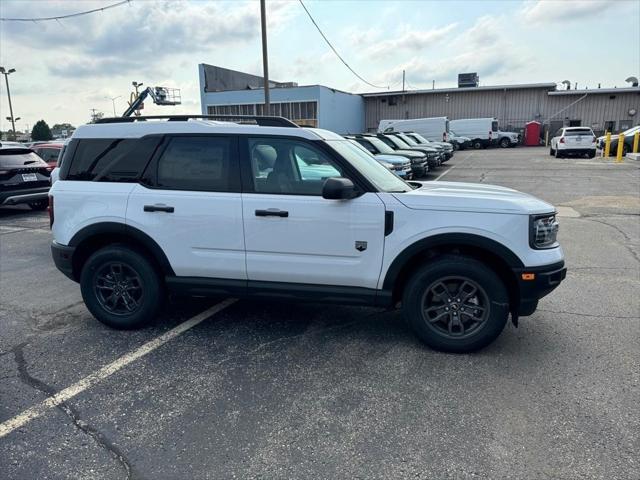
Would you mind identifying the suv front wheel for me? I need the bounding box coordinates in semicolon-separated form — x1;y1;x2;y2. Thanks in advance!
80;244;162;329
402;255;509;353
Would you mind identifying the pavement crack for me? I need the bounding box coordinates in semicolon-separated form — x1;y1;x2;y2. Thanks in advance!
11;343;136;480
537;309;638;319
576;216;640;265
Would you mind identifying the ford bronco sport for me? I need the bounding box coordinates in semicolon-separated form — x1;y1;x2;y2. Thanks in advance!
50;115;566;353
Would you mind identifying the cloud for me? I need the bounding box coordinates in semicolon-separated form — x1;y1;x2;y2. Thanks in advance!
520;0;610;24
348;23;458;59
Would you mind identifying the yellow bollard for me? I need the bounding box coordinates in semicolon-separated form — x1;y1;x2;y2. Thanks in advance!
615;133;625;162
633;131;640;153
603;132;611;157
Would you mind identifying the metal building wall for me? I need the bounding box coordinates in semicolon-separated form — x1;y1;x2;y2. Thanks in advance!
364;88;639;133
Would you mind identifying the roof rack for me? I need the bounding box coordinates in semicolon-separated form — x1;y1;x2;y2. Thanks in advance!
95;115;299;128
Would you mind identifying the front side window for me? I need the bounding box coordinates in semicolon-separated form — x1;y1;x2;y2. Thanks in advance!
156;136;235;192
491;121;499;132
248;138;343;195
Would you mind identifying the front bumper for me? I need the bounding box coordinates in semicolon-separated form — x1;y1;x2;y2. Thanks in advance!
513;261;567;316
410;161;428;177
51;241;77;281
0;186;50;206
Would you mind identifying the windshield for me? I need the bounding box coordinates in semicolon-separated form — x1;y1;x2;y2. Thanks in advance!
328;140;412;193
385;135;411;149
397;133;418;145
348;138;375;156
365;136;396;153
622;125;640;135
410;133;430;144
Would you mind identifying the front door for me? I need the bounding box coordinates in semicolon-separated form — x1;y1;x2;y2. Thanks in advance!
126;135;246;280
241;136;386;288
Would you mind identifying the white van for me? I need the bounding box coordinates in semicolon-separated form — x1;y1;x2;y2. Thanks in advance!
378;117;450;142
449;118;499;149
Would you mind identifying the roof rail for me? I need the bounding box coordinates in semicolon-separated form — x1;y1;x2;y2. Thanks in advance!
95;115;300;128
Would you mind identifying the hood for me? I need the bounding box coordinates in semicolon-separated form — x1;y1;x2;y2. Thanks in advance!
386;149;423;158
375;154;409;164
393;181;555;215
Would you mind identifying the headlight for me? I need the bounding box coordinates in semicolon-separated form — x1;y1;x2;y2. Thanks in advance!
530;214;559;249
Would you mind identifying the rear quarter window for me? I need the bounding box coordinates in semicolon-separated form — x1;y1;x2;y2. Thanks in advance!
66;137;161;181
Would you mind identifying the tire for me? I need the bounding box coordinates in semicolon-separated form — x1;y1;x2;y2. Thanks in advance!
499;138;510;148
472;140;483;150
549;147;555;156
80;244;163;329
402;255;509;353
29;200;49;211
555;148;563;159
622;144;628;156
588;150;596;159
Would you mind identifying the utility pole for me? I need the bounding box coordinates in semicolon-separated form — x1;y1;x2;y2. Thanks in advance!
260;0;270;114
0;67;17;140
402;70;405;92
108;95;122;116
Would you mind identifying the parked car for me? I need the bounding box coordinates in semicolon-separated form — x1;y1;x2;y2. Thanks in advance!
50;115;566;353
495;131;520;148
0;142;51;210
448;130;472;150
349;134;430;178
377;133;446;168
596;125;640;156
392;132;454;161
32;142;63;168
450;118;499;149
347;138;412;179
549;127;596;158
379;117;450;142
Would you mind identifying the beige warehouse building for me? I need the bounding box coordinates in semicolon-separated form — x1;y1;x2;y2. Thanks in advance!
362;84;640;136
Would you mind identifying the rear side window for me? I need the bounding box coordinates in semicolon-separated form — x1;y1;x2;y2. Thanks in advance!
66;138;160;182
156;136;236;192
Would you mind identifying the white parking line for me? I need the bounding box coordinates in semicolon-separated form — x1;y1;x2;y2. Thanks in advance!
0;298;237;438
435;165;456;181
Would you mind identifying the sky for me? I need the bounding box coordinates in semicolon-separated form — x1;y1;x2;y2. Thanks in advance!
0;0;639;132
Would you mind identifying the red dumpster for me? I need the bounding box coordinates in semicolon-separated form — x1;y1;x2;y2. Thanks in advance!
524;121;542;146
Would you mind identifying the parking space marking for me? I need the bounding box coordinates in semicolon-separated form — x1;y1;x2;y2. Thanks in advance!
0;298;237;439
435;165;456;181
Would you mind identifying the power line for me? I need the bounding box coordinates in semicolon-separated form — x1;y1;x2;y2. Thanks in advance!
297;0;388;90
1;0;130;22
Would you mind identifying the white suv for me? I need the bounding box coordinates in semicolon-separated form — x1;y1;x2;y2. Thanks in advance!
50;115;566;353
550;127;596;158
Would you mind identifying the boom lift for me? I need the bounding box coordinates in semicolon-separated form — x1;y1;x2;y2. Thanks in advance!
123;86;181;117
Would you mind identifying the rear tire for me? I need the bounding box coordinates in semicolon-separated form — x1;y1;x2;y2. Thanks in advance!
472;140;483;150
549;147;555;156
80;244;163;329
555;148;563;158
402;255;509;353
29;200;48;211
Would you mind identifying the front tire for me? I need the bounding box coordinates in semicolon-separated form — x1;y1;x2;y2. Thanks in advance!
80;244;163;329
402;255;509;353
499;138;510;148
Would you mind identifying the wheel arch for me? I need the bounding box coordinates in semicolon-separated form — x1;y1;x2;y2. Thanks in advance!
383;233;524;307
68;222;174;281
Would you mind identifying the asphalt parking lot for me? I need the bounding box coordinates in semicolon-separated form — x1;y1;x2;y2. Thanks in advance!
1;146;638;479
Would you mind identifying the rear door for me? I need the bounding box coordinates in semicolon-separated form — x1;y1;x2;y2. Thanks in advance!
240;136;386;288
126;135;246;279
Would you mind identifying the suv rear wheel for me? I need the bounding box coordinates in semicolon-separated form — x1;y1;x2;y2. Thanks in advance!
80;244;162;329
402;255;509;353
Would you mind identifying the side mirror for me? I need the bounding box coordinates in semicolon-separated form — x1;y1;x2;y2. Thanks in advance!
322;177;357;200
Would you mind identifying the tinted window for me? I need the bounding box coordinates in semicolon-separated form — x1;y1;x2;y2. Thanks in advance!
157;136;235;192
491;121;499;132
67;138;159;182
248;138;343;195
564;129;593;136
35;148;61;163
0;149;48;168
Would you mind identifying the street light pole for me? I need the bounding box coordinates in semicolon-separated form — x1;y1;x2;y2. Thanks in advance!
108;95;122;116
0;67;17;140
260;0;270;114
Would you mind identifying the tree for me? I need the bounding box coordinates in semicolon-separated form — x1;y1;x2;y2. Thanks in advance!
31;120;53;141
